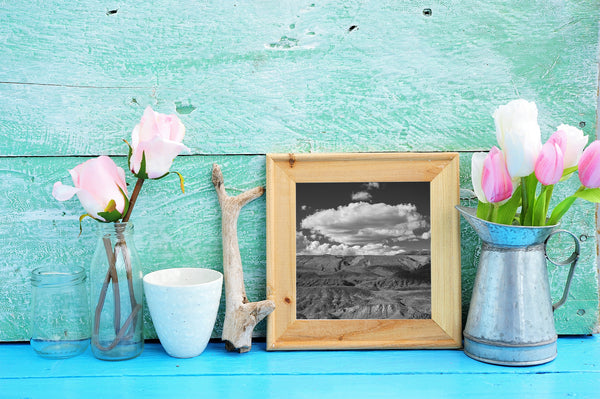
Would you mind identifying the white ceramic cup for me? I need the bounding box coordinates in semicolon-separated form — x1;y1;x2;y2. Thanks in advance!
143;268;223;358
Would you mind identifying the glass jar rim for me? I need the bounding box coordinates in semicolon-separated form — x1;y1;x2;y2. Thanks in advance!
96;221;134;235
31;265;86;287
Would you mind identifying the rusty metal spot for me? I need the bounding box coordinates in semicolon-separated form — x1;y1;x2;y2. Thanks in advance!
423;8;432;16
284;297;292;304
288;153;296;168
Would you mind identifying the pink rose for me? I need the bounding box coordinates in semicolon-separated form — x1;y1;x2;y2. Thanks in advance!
52;156;129;222
482;147;513;203
129;106;189;179
535;141;564;186
578;140;600;188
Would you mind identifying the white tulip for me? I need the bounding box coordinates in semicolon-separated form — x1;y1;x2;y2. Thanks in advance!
493;99;542;177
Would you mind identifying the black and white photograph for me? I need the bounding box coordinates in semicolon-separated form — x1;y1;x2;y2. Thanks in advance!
296;181;431;320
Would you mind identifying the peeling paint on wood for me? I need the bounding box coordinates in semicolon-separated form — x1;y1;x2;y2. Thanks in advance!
0;0;598;340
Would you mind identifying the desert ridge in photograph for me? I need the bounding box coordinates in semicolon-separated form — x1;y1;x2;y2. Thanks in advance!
295;182;431;320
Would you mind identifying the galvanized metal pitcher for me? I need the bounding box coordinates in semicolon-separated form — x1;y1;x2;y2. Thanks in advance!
457;206;580;366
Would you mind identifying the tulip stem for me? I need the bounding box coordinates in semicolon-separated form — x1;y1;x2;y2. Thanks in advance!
520;177;528;225
122;178;145;223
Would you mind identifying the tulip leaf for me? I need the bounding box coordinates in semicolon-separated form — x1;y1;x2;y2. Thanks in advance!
520;173;538;226
532;187;548;226
548;196;577;226
559;166;578;182
476;201;492;220
496;184;521;225
573;187;600;203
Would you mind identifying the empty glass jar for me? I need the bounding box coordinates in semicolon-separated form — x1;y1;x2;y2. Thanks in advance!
30;265;91;359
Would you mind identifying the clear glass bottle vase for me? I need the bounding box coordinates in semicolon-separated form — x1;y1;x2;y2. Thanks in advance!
90;222;144;360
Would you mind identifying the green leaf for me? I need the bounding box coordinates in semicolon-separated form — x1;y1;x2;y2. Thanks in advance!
476;201;492;220
532;187;548;226
548;196;577;226
123;139;133;172
118;186;130;220
98;209;123;223
132;151;149;180
496;185;522;225
78;214;93;236
520;173;538;226
559;165;578;182
97;199;123;222
573;187;600;203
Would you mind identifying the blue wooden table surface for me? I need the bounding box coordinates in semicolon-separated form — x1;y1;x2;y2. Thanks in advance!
1;336;598;398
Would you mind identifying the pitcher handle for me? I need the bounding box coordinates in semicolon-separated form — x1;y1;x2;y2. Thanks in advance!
544;229;580;311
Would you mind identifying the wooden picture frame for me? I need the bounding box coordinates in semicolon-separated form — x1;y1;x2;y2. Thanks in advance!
266;152;461;350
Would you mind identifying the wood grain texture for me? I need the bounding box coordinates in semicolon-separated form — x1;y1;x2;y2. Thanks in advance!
1;337;600;398
266;153;462;350
0;155;268;341
0;1;597;155
0;0;598;341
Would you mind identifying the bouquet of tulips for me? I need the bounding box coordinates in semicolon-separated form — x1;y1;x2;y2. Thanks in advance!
472;99;600;226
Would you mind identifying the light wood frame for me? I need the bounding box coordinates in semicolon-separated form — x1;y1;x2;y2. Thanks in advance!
266;152;461;350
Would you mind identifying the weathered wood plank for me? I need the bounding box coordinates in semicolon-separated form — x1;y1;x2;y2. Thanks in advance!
0;155;267;340
0;1;597;155
0;154;597;341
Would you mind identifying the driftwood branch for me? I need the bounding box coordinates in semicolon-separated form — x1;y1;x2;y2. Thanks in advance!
212;164;275;353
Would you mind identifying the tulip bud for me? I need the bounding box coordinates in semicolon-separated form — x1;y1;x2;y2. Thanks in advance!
129;106;190;179
493;99;542;177
482;147;513;203
550;125;588;169
471;152;488;203
535;141;564;186
578;140;600;188
52;156;129;222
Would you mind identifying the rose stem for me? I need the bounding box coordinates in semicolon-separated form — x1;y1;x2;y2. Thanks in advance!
122;178;145;223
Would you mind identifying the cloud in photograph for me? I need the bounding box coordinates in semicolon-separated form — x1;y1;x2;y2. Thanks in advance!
298;201;430;255
351;191;372;202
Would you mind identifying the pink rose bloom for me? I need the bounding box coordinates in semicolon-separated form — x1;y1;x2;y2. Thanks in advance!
578;140;600;188
129;106;190;179
52;156;129;222
535;141;564;186
549;125;588;169
482;147;513;203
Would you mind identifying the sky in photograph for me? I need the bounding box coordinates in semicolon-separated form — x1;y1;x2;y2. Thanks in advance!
296;182;430;256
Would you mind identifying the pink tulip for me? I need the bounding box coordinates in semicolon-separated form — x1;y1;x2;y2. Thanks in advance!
471;152;488;203
549;125;588;168
578;140;600;188
52;156;129;222
481;147;513;203
535;141;564;186
129;106;190;179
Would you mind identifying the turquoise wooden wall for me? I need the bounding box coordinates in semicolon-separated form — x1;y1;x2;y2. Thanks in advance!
1;1;598;341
